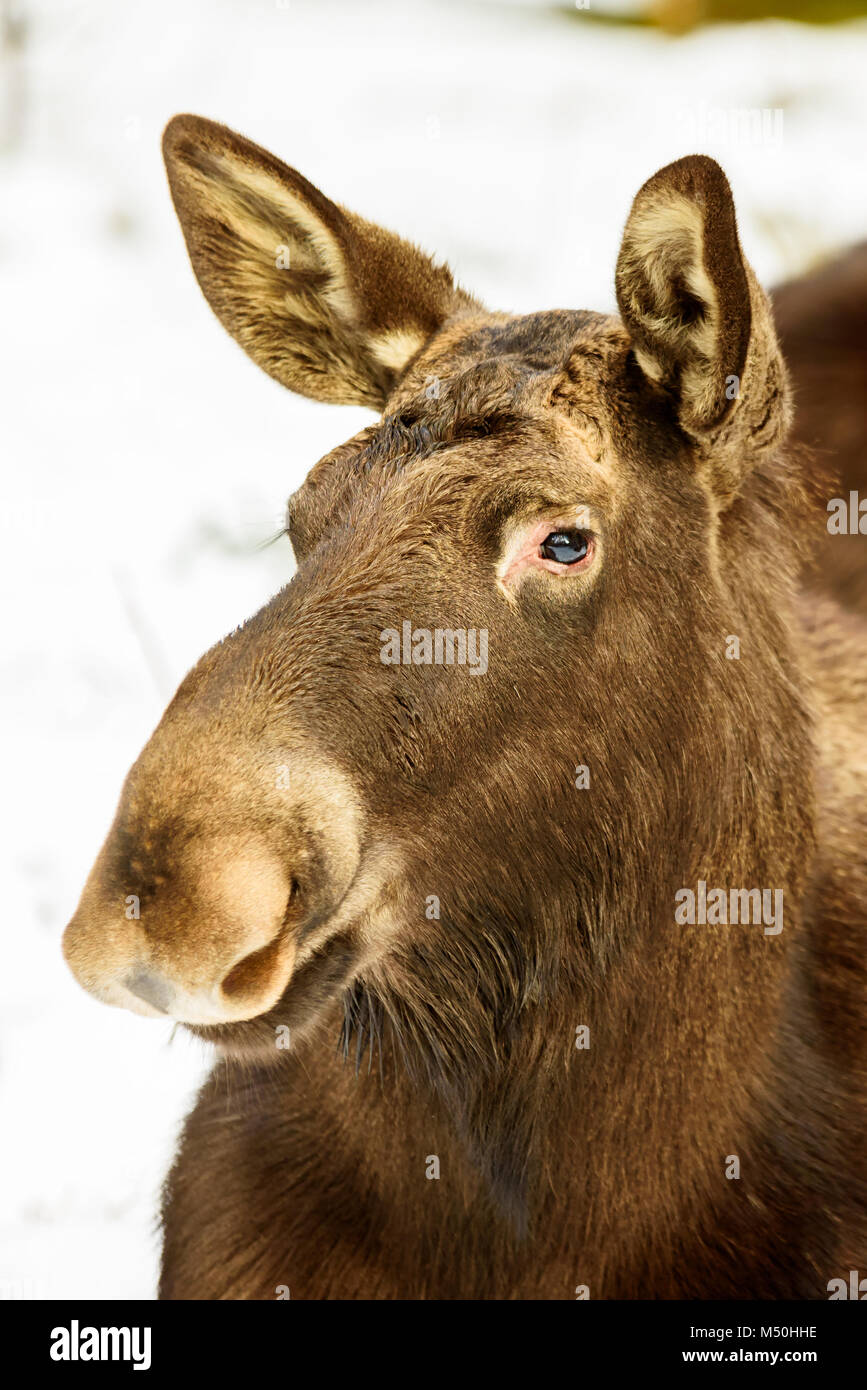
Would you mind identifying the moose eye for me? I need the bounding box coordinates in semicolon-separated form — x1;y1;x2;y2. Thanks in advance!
499;515;598;588
539;530;589;565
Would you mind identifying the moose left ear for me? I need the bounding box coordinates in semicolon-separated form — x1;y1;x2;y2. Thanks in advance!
615;155;791;503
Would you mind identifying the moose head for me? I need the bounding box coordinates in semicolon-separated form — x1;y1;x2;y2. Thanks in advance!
63;121;812;1201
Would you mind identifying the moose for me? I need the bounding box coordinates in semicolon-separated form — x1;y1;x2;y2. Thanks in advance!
63;115;866;1299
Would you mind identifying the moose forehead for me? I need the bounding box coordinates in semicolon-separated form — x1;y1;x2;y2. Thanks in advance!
289;308;634;543
382;307;624;440
420;308;615;375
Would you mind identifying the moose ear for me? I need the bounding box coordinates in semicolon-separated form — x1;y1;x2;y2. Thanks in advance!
163;115;475;409
615;155;790;502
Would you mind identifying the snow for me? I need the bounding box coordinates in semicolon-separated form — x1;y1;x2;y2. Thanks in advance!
2;0;866;1299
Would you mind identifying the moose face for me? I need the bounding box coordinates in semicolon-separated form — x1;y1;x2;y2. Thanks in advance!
63;117;796;1062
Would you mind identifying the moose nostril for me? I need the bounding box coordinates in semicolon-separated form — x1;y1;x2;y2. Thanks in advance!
219;916;296;1007
124;968;173;1014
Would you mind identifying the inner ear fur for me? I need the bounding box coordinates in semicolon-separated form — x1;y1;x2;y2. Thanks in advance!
163;114;477;409
615;155;791;503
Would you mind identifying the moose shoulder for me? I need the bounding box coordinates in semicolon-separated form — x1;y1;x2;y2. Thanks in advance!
62;116;867;1300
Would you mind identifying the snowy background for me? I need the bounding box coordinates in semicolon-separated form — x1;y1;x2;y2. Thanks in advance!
1;0;866;1299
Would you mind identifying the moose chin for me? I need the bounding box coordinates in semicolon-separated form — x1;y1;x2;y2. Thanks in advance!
63;114;867;1300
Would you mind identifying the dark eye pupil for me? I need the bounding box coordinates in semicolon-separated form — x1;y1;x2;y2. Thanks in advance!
540;530;588;564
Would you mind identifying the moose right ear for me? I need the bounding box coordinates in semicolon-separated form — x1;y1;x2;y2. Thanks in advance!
163;115;476;409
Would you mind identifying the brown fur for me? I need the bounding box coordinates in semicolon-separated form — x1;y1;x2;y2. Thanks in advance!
62;119;867;1299
773;243;867;615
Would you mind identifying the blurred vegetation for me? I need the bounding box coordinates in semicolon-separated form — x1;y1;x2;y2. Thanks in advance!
557;0;867;30
0;0;28;151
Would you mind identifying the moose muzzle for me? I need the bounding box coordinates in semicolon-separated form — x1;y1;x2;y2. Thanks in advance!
61;722;364;1026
